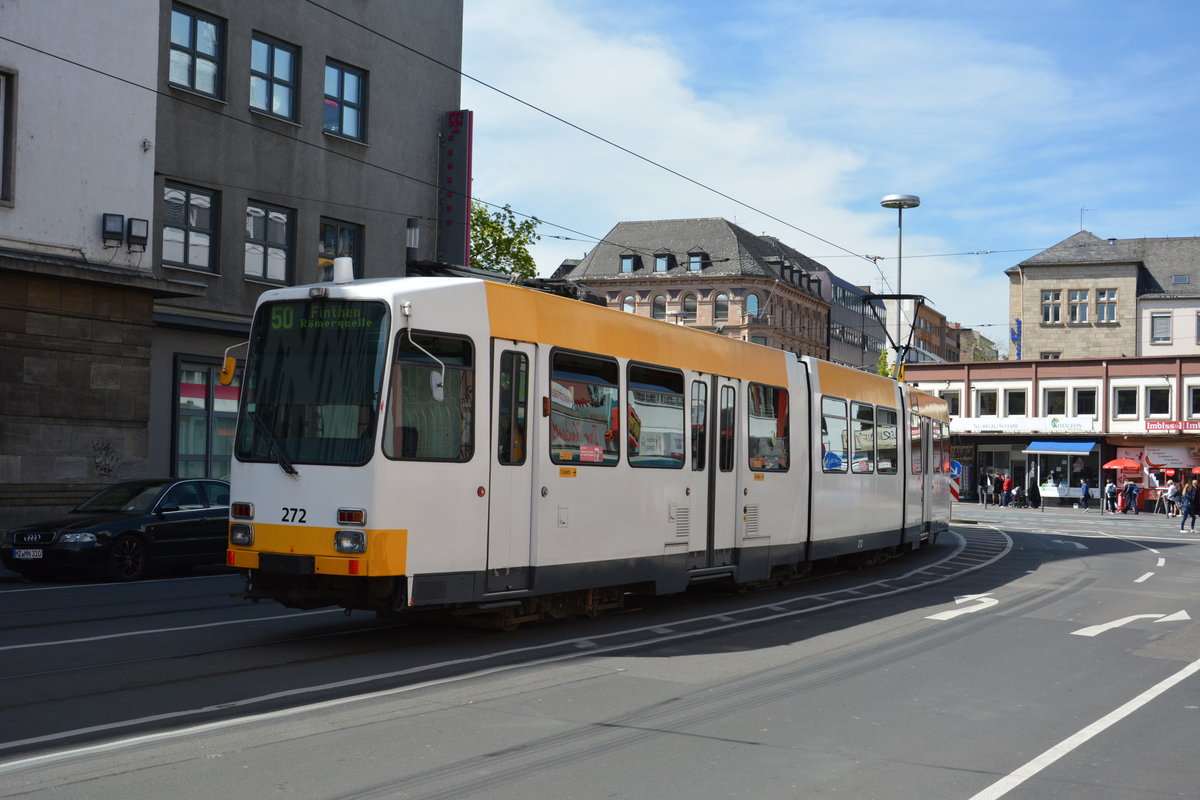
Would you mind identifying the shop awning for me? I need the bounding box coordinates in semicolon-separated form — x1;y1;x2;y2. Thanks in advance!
1022;441;1097;456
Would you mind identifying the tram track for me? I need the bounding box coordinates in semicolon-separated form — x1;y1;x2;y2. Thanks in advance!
0;525;1013;771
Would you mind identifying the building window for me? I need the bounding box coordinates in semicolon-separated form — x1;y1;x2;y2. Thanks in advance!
1190;387;1200;417
1171;274;1190;285
1068;290;1089;323
1147;387;1171;416
163;184;218;272
1044;388;1066;416
1075;389;1096;416
1196;312;1200;344
977;390;998;416
1040;352;1061;360
1113;387;1137;417
176;360;240;479
250;35;298;120
745;293;761;319
0;70;13;203
1096;289;1117;323
169;5;223;98
1150;312;1172;344
319;218;362;279
655;254;670;272
620;255;635;273
940;390;960;416
651;295;666;320
681;294;697;322
621;296;635;314
324;60;366;140
245;202;293;283
714;293;729;321
1041;290;1061;324
1006;389;1026;416
688;252;705;271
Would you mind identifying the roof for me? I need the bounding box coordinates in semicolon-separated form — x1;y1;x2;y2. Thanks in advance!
561;217;826;298
1012;231;1200;297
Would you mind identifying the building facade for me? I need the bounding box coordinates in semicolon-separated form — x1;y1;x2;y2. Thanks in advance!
907;355;1200;509
564;218;865;363
1;1;463;528
1006;231;1200;360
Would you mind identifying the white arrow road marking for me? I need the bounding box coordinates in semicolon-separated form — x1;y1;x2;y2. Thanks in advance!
1051;540;1088;550
1071;611;1191;637
926;593;999;621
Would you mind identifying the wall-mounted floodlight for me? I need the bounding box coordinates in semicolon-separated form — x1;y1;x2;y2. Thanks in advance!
126;217;149;250
102;213;125;247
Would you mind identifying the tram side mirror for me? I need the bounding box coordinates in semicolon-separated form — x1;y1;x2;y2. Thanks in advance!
219;355;237;386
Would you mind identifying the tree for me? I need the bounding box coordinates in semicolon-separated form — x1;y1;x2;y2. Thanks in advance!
877;348;891;378
469;202;541;278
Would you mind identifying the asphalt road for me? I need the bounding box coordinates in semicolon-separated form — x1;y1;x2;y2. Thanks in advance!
1;505;1198;799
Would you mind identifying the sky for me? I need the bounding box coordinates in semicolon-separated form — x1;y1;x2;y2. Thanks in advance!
461;0;1200;354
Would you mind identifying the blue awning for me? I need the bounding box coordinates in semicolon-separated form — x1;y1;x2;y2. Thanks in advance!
1022;441;1096;456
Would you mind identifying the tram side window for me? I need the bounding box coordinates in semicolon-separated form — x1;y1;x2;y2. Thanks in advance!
851;402;874;473
748;383;789;472
383;332;474;462
550;351;619;466
497;351;528;465
628;365;685;468
821;397;848;473
933;421;946;472
876;407;898;474
910;413;923;474
718;385;736;472
690;381;707;471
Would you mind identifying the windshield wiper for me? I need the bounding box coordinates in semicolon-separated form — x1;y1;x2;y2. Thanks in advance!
250;409;300;477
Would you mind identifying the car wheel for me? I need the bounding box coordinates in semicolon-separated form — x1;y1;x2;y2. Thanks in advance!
107;534;147;581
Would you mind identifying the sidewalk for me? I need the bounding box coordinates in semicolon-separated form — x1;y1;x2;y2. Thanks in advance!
952;499;1188;526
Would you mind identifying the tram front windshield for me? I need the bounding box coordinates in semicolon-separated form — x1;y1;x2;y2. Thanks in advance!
235;299;389;467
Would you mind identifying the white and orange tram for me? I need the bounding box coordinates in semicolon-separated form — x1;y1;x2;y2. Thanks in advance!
226;269;950;623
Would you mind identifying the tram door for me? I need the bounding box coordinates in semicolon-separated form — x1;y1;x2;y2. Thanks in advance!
486;342;536;593
905;412;928;549
690;376;739;570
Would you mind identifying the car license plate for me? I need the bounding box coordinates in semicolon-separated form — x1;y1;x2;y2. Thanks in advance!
13;549;43;560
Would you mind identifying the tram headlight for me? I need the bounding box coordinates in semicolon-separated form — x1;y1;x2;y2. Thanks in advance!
334;530;366;554
229;524;254;546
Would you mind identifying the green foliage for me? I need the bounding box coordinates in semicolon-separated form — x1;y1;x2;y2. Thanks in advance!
469;202;541;278
877;348;891;377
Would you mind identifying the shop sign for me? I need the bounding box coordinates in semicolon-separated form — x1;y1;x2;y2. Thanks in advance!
1145;421;1200;432
950;416;1095;434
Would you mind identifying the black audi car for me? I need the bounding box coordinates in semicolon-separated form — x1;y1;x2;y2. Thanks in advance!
1;478;231;581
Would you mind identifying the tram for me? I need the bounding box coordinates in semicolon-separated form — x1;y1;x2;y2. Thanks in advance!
225;261;950;625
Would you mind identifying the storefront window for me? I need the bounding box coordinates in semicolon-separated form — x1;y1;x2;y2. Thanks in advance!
177;360;240;480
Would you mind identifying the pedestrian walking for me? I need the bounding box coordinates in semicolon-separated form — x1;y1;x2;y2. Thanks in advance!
1002;474;1014;508
1079;477;1090;512
978;473;991;507
1180;479;1198;531
1105;479;1119;514
1123;478;1139;514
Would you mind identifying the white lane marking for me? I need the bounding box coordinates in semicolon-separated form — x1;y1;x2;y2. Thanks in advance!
1157;558;1166;567
1134;572;1155;583
1051;540;1088;550
0;529;1014;770
1070;611;1190;637
968;656;1200;799
0;609;341;652
925;593;999;621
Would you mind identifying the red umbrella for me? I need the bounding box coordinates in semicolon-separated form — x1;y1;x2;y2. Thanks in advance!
1191;466;1200;474
1102;458;1141;470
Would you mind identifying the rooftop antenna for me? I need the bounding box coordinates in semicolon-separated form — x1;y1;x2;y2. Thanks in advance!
1080;207;1094;231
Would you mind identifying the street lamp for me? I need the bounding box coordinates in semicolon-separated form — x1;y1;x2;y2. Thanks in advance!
880;194;920;373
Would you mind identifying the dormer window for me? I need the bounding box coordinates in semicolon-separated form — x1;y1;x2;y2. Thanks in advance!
1171;274;1190;285
655;254;671;272
620;254;638;273
688;252;706;272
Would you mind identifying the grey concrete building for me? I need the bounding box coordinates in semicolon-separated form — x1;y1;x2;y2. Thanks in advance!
1;1;463;528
